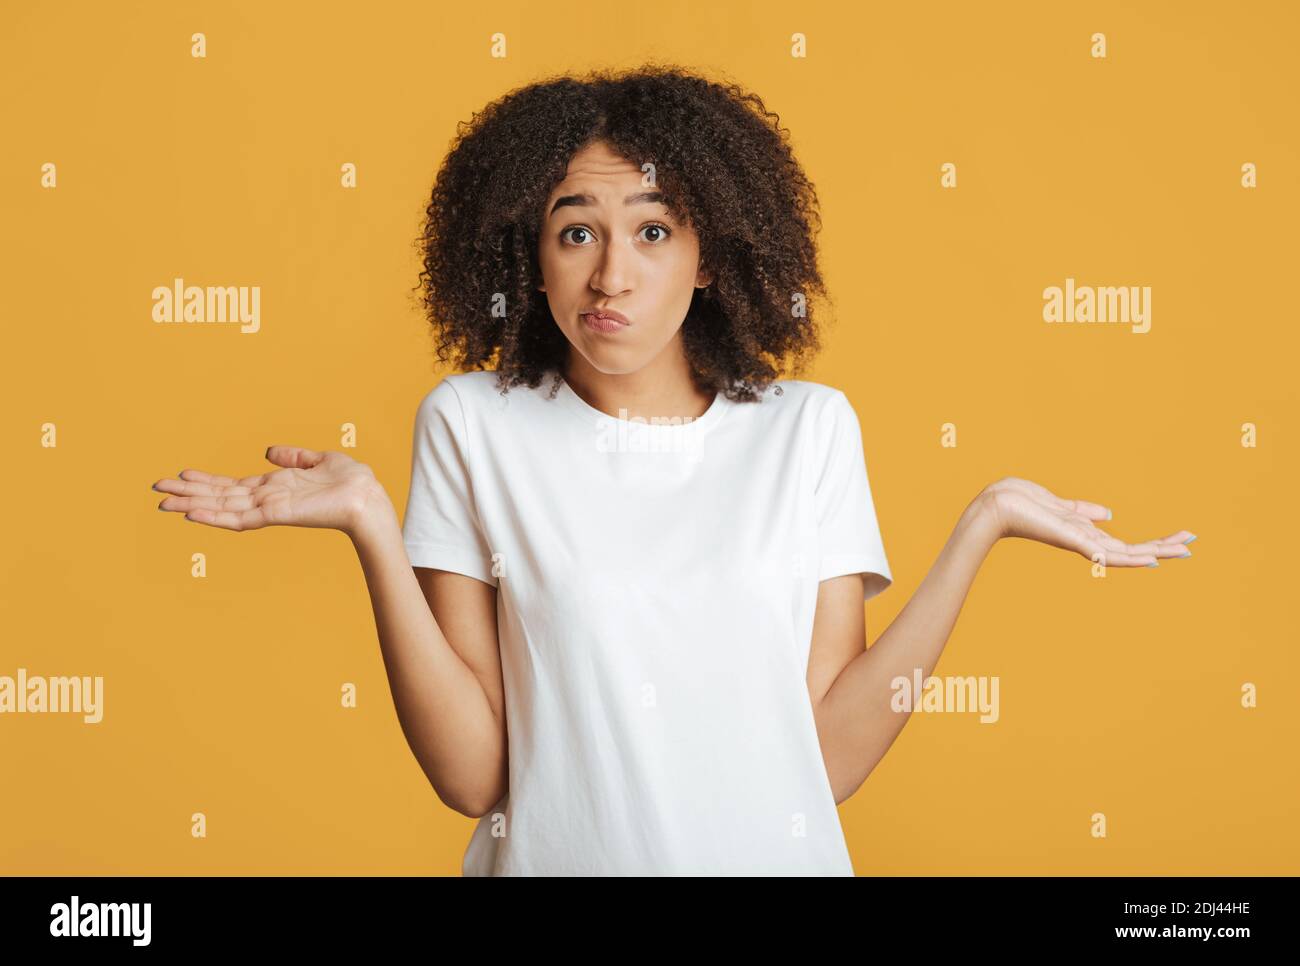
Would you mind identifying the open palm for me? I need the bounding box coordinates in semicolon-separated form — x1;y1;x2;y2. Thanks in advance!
983;476;1194;568
151;446;381;534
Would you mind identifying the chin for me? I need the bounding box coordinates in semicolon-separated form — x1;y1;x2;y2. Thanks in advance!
567;340;644;376
583;355;644;376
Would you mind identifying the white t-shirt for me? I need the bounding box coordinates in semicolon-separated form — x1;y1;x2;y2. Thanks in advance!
400;368;892;875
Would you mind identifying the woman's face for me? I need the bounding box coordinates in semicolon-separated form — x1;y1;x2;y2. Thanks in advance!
537;139;711;376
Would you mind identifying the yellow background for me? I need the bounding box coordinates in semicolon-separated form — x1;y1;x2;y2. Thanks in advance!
2;0;1295;874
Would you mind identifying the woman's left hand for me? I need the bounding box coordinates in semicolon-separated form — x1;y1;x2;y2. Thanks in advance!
980;477;1194;567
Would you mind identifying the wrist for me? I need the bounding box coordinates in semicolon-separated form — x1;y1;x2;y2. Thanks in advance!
346;480;399;544
962;491;1005;546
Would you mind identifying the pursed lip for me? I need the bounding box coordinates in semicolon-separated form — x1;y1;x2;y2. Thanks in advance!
581;307;632;326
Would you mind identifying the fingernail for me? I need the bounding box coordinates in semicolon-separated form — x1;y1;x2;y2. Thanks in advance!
1146;561;1159;567
1106;509;1113;520
151;483;159;491
1183;535;1197;544
1177;549;1191;558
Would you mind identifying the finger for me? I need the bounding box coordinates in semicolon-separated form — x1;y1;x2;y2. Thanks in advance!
1117;538;1191;558
266;445;326;469
178;468;269;488
1081;543;1164;566
1060;498;1112;521
1085;527;1194;558
182;506;268;531
1071;513;1195;554
1148;537;1193;558
1090;537;1181;561
1061;522;1159;567
153;477;254;497
1090;548;1163;567
1076;523;1141;555
159;493;257;513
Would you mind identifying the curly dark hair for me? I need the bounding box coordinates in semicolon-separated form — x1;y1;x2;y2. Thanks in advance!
411;61;831;403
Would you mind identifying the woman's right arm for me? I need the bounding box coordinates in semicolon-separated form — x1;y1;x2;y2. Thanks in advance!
349;486;507;819
151;445;507;819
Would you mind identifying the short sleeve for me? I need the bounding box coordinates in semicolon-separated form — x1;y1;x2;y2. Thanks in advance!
401;379;499;588
812;390;893;602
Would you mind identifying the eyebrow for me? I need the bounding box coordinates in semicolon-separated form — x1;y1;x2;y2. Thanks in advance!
548;190;667;217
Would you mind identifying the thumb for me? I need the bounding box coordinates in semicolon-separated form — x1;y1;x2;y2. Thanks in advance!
265;445;327;468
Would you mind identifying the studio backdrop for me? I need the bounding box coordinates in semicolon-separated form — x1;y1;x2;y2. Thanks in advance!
1;0;1294;875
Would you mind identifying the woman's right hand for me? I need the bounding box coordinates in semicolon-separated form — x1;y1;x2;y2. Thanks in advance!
151;446;389;536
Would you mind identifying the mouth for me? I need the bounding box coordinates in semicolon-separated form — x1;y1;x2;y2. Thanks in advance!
580;308;632;333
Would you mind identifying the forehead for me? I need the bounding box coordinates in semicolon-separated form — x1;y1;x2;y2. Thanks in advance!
541;140;686;223
548;141;643;196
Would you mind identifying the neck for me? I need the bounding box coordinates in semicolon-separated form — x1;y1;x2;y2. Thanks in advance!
561;344;714;422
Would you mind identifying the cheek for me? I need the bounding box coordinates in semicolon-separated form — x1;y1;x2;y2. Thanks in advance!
538;244;583;290
535;240;555;280
663;248;702;298
671;237;702;279
642;239;696;283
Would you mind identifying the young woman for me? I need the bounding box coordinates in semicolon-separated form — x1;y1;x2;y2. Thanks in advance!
150;64;1195;876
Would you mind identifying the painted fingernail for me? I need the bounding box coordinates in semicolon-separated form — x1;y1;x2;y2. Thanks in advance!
1146;561;1159;567
1106;509;1113;520
1177;549;1191;558
1183;535;1197;544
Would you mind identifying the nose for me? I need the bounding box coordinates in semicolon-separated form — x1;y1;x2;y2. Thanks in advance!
589;234;634;297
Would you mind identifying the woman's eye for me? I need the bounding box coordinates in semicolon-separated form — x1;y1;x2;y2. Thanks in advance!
639;223;671;243
560;224;672;246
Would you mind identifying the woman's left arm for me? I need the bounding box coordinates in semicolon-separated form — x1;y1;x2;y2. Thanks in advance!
813;477;1195;805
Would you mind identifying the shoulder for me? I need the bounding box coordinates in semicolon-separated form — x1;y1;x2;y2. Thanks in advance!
719;381;857;460
414;369;505;417
410;373;490;447
413;370;544;446
755;381;868;465
765;378;844;404
755;378;852;425
419;369;498;401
